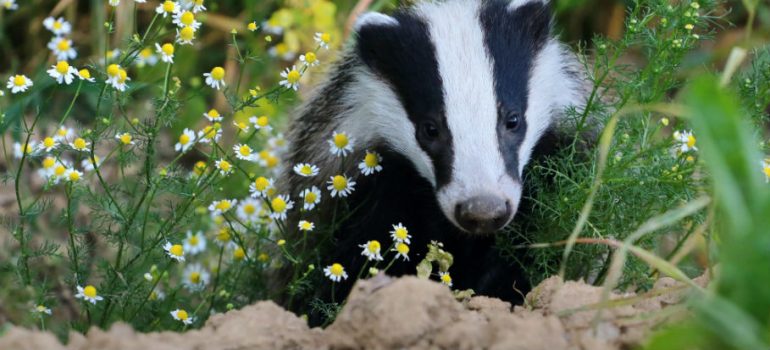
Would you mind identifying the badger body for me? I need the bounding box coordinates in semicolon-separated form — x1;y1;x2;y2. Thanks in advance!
279;0;586;312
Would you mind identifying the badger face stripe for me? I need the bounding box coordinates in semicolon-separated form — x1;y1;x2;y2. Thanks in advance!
481;0;552;180
356;11;454;188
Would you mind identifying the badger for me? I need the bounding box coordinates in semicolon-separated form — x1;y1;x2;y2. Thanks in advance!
279;0;587;314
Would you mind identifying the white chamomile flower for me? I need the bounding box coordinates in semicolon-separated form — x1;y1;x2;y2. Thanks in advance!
183;230;206;255
359;240;383;261
268;43;295;61
439;271;453;287
673;130;697;153
359;151;383;176
267;133;288;152
189;0;205;13
249;176;274;198
76;68;96;82
204;66;226;90
293;163;319;177
136;47;158;67
298;220;315;232
300;186;322;211
328;131;354;157
393;242;410;261
203;108;222;122
176;26;196;45
390;223;411;244
762;158;770;183
233;144;257;162
50;162;71;184
279;65;301;91
75;285;104;304
324;263;348;282
38;157;57;180
115;132;135;145
48;37;77;61
237;198;261;223
175;128;196;153
7;74;33;94
209;198;237;216
182;263;210;292
163;242;185;262
155;43;175;63
327;174;356;198
172;10;201;30
314;32;331;49
269;195;294;221
81;155;102;172
215;159;233;176
155;0;178;17
54;126;74;142
64;169;83;182
197;124;222;144
299;51;319;67
69;137;90;152
170;309;195;325
47;61;77;85
13;141;37;159
1;0;19;11
39;137;59;153
233;120;250;133
43;17;71;36
250;115;272;132
33;305;52;315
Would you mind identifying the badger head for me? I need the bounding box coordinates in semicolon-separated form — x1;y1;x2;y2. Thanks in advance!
349;0;584;234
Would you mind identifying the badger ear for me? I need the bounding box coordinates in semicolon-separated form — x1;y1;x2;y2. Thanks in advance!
353;12;399;32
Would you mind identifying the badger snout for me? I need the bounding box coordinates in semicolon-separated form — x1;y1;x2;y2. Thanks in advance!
453;195;513;234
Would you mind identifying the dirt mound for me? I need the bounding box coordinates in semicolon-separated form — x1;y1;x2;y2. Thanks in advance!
0;274;705;350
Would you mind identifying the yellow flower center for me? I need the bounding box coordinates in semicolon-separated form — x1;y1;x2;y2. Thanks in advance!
218;160;231;172
275;43;288;55
258;253;269;262
367;240;381;253
169;244;184;257
180;11;195;26
764;165;770;179
189;235;199;245
243;203;256;214
329;263;344;276
83;285;98;298
364;153;379;167
118;69;128;83
239;145;251;157
233;247;245;260
204;109;219;118
13;75;26;87
107;64;120;77
215;200;232;211
304;52;317;63
211;67;225;80
321;33;331;43
441;273;452;284
36;305;47;312
266;155;279;168
69;171;80;181
271;197;287;213
162;1;175;12
55;165;66;176
299;221;313;230
686;135;696;149
119;133;132;144
42;157;55;169
332;175;347;191
247;22;257;31
194;161;206;175
299;165;313;175
304;191;317;204
179;133;190;145
217;227;231;242
254;177;270;191
189;272;201;284
286;70;301;84
53;21;62;30
396;242;410;255
79;69;91;79
257;116;269;127
176;310;189;321
73;138;87;149
333;133;348;148
180;26;195;41
162;43;174;56
57;39;70;51
236;122;247;130
43;137;55;148
55;61;70;74
394;227;408;240
140;48;152;58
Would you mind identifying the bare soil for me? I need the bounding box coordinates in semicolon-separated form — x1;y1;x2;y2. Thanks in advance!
0;273;706;350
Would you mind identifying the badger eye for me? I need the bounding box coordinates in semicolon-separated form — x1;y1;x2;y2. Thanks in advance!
504;112;521;131
421;121;440;139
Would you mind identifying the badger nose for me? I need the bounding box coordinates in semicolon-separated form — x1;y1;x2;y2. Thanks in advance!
454;195;513;234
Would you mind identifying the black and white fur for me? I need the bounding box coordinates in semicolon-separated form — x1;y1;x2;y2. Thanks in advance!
280;0;586;313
